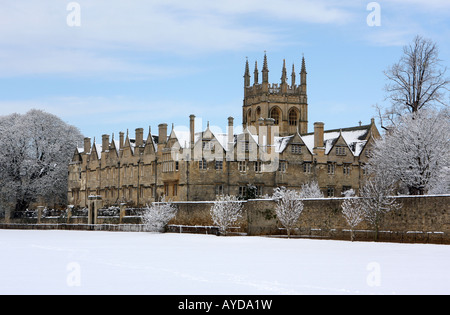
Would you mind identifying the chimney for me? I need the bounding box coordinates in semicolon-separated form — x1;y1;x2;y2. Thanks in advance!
119;132;124;150
83;137;91;154
158;123;168;145
101;134;109;152
228;116;234;151
135;128;144;147
190;115;195;149
314;122;324;149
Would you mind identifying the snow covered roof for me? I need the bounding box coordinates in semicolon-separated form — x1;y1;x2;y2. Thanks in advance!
78;123;372;160
302;125;370;156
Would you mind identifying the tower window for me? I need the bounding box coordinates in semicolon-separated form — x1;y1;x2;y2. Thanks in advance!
288;109;298;126
270;108;280;125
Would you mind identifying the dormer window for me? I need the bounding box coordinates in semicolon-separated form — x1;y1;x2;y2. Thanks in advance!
336;147;346;156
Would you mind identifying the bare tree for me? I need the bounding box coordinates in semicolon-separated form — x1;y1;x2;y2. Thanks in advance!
210;195;244;236
274;189;304;238
380;35;449;130
341;198;365;242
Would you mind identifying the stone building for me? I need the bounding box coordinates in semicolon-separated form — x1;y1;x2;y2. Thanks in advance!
68;54;380;207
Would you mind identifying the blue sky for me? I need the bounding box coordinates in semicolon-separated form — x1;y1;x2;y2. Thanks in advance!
0;0;449;142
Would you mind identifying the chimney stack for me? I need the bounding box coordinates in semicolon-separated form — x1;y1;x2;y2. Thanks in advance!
228;116;234;151
158;123;168;145
135;128;144;147
314;122;324;149
83;137;91;154
119;132;124;150
101;134;109;152
190;115;195;149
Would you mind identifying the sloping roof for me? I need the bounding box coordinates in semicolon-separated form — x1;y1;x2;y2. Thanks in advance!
302;125;370;156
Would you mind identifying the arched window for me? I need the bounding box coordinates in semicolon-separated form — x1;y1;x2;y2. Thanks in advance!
256;107;261;119
247;109;252;124
288;109;298;126
270;108;281;125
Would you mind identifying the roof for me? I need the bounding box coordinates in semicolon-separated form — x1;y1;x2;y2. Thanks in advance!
302;125;370;156
77;123;373;160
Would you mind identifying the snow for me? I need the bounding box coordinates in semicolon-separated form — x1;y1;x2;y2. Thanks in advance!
0;230;448;295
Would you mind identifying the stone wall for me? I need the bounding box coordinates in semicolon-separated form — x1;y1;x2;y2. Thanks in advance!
1;195;448;244
245;195;450;243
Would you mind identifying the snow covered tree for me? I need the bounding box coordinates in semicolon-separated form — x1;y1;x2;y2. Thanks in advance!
298;181;324;198
275;189;304;238
210;195;244;236
142;197;178;232
341;197;365;242
0;109;83;213
367;109;450;195
359;171;402;240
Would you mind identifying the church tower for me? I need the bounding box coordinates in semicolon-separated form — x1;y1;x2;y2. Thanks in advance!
243;53;308;136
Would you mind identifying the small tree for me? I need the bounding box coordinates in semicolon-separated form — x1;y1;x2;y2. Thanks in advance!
360;172;402;240
299;181;324;198
142;197;177;232
274;189;304;238
341;197;365;242
210;195;244;236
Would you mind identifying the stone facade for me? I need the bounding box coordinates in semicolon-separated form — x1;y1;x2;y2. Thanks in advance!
68;54;380;207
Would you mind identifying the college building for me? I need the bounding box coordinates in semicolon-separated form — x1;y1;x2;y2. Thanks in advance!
68;54;380;207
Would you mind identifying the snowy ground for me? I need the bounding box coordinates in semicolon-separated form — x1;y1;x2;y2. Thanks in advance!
0;230;449;295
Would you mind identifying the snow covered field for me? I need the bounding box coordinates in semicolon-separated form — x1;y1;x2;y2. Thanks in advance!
0;230;449;295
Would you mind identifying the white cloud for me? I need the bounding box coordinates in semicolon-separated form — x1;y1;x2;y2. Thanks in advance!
0;1;355;78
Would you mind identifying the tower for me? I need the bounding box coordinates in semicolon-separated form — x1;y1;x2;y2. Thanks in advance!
242;53;308;136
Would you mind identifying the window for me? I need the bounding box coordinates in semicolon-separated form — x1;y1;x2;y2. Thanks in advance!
241;141;250;152
336;147;346;156
327;187;335;197
175;161;179;171
343;163;351;175
173;184;178;196
215;160;223;171
238;186;247;197
163;153;174;172
254;161;262;172
199;159;207;170
270;108;280;125
215;184;224;196
278;161;287;172
303;162;311;173
238;161;247;172
255;185;263;197
288;109;298;126
202;140;213;151
291;144;302;154
164;184;170;196
327;162;335;174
